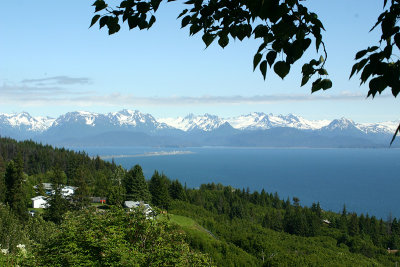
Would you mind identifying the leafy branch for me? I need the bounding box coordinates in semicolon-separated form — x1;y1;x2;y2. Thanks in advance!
90;0;331;92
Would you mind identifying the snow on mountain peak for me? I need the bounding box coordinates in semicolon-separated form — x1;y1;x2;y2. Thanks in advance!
0;111;397;137
0;112;55;132
159;113;226;131
54;111;99;127
226;113;330;131
324;117;356;131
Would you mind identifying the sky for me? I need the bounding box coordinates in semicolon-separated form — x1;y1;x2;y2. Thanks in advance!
0;0;398;122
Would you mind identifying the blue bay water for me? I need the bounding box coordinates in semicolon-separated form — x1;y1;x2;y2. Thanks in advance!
75;146;400;219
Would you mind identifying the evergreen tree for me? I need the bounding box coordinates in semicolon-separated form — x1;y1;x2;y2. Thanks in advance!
0;155;5;203
123;165;151;202
4;155;27;221
149;171;170;210
94;171;111;197
72;167;91;210
44;167;70;224
169;179;186;201
106;185;126;206
36;176;46;196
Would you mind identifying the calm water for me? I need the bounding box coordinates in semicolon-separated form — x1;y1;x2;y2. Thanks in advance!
73;146;400;219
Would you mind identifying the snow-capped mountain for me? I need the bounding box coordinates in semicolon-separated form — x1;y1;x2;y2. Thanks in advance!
52;111;105;127
108;109;171;130
357;121;399;134
0;112;55;132
44;110;175;140
0;110;398;147
321;118;358;131
158;113;227;132
226;112;331;130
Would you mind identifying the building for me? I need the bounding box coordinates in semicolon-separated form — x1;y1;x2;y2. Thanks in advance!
34;183;77;197
90;197;107;204
32;184;77;209
31;196;48;209
124;201;154;217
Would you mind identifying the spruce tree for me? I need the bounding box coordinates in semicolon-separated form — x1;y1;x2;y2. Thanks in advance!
0;155;6;203
169;179;186;201
123;165;151;202
36;176;46;196
149;171;170;210
72;167;91;210
44;166;70;224
4;155;27;221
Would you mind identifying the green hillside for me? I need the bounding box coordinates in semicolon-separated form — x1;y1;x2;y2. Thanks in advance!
0;137;399;266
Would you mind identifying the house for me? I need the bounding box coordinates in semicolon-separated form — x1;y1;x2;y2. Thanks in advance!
34;183;77;197
31;196;48;209
322;219;331;225
61;186;77;197
91;197;107;204
124;201;154;217
31;184;77;209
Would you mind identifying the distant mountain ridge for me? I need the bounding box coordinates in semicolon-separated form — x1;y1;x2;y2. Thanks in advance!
0;110;398;147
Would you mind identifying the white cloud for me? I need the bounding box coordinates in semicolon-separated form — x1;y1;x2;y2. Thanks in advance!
0;80;393;108
21;76;91;85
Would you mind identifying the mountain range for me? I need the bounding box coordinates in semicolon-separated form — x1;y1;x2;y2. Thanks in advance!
0;110;398;147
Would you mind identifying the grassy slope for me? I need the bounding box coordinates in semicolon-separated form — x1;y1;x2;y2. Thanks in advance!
168;200;396;266
159;213;261;266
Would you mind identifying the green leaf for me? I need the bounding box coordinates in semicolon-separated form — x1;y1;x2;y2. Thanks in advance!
177;9;188;19
302;38;312;51
390;123;400;146
127;16;139;29
257;43;267;54
93;0;107;12
301;75;310;86
90;15;101;28
368;76;387;97
320;79;332;90
273;61;290;79
266;51;277;67
310;59;319;66
218;35;229;48
349;63;358;79
181;15;191;28
99;16;109;29
253;25;269;39
360;64;373;84
148;15;156;28
259;60;267;80
107;17;120;35
189;24;201;35
356;58;368;73
355;49;368;60
151;0;162;12
202;33;216;48
318;68;328;75
311;78;322;93
253;53;262;71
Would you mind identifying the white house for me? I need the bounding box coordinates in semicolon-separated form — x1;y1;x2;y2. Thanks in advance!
124;201;154;217
31;196;48;209
34;183;77;197
61;186;76;197
32;184;77;209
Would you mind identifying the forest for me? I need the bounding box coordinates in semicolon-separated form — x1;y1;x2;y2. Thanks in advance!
0;136;399;266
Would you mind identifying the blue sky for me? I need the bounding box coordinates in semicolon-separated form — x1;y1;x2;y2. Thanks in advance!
0;0;398;122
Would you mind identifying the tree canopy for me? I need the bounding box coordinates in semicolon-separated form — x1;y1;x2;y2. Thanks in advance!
90;0;400;140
